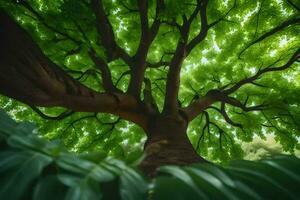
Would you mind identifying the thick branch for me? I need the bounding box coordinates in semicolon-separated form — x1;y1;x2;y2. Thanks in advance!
163;41;187;114
138;0;149;37
186;0;209;55
163;0;229;115
143;78;159;113
184;86;267;122
71;21;117;92
163;2;201;114
187;0;236;56
88;50;119;92
182;91;218;121
182;48;299;121
91;0;132;64
0;10;147;128
128;0;162;98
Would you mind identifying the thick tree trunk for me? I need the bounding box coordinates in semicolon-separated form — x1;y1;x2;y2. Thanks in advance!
139;115;207;176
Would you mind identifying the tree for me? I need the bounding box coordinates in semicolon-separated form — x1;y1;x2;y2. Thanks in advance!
0;0;299;175
242;134;299;160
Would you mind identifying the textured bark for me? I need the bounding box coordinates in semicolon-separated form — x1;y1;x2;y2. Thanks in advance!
0;10;148;128
140;115;207;176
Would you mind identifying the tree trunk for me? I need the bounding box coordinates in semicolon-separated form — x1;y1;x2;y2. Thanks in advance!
139;115;207;176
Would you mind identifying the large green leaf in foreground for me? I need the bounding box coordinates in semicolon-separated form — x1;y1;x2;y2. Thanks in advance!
0;110;299;200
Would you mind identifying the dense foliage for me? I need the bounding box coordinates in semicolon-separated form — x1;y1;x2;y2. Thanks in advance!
1;110;300;200
0;0;299;163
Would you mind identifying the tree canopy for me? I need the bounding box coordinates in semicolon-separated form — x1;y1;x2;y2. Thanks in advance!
0;0;300;164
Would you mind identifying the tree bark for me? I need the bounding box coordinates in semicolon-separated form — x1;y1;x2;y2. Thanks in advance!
0;10;149;128
139;115;207;176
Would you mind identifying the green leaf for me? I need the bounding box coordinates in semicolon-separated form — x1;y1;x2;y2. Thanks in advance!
157;166;209;200
33;175;68;200
57;154;115;182
64;178;101;200
119;169;148;200
185;167;239;200
191;164;262;200
227;159;299;200
150;176;200;200
0;151;52;200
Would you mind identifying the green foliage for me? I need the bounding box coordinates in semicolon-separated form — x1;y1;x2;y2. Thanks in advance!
0;110;147;200
1;110;300;200
242;134;300;160
0;0;300;163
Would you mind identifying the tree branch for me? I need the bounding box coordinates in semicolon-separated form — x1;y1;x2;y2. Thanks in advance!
31;106;75;120
231;98;264;111
239;17;300;58
208;102;243;129
183;84;269;122
208;0;237;28
163;1;202;114
138;0;149;38
182;90;217;121
88;50;120;92
116;70;131;87
286;0;300;12
80;115;121;150
186;0;209;55
72;21;118;92
225;47;300;94
127;0;162;98
186;0;237;56
196;111;210;151
120;1;139;13
196;110;234;151
91;0;132;64
147;61;170;68
0;10;148;129
143;77;159;113
63;113;97;133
